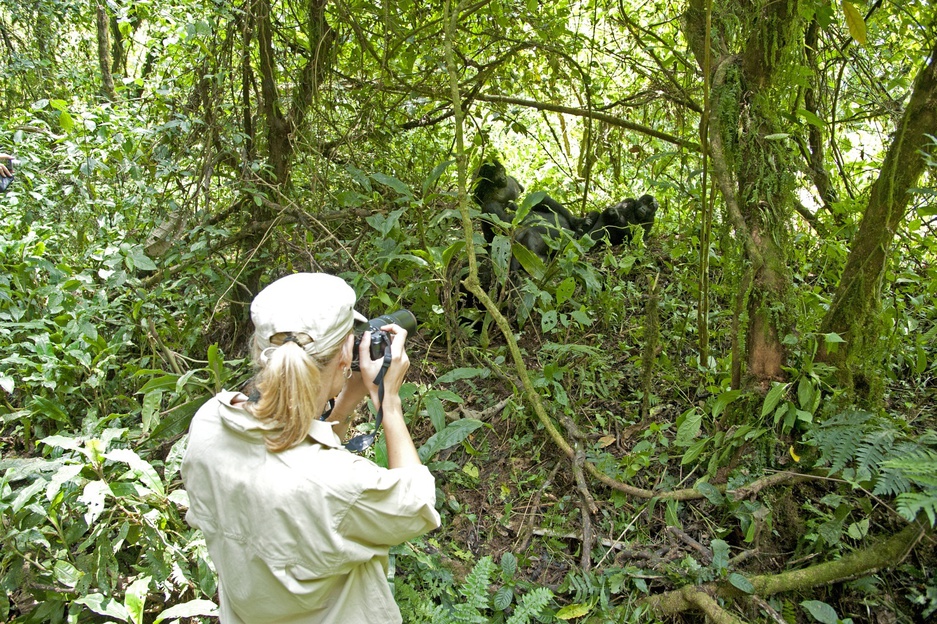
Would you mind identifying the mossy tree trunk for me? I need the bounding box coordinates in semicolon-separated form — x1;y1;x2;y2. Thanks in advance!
818;38;937;401
685;0;802;390
237;0;335;299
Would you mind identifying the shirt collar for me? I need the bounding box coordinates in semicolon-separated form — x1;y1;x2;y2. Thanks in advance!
216;391;344;449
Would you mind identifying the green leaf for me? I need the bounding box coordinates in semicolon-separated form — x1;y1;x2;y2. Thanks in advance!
541;309;558;333
802;599;840;624
124;576;151;624
442;240;466;270
796;108;826;128
79;480;111;525
53;560;83;589
501;551;518;579
74;594;130;621
422;159;454;194
695;481;725;505
148;397;204;439
555;277;575;305
41;434;87;455
141;389;162;435
30;396;70;423
12;478;45;514
462;462;479;479
511;242;546;280
154;600;219;623
761;382;789;418
137;374;180;394
711;389;742;419
493;585;514;611
425;394;447;433
59;110;74;132
711;539;729;573
797;376;816;411
105;448;165;497
728;573;755;593
556;602;593;619
0;374;14;394
371;172;412;196
841;1;867;46
675;408;702;447
682;438;709;465
418;419;485;462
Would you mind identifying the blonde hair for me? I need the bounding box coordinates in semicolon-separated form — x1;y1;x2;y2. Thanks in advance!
247;332;343;452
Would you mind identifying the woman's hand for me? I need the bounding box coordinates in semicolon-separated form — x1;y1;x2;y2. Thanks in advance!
0;154;12;179
357;325;410;406
357;325;420;469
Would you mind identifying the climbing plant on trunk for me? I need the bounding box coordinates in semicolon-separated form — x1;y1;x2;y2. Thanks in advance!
685;0;803;391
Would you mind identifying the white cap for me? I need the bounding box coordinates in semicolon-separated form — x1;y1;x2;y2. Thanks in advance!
250;273;367;356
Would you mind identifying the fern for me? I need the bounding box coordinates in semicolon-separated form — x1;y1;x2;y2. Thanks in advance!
505;587;554;624
883;449;937;487
459;555;496;612
810;410;872;474
873;440;917;496
807;412;937;527
894;492;937;526
855;429;894;482
882;448;937;525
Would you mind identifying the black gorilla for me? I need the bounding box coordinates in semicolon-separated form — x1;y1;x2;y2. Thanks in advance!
581;194;659;245
472;160;658;264
472;161;524;245
472;160;583;263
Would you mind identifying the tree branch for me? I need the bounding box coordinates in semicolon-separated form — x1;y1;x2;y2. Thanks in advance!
473;93;699;151
641;520;931;616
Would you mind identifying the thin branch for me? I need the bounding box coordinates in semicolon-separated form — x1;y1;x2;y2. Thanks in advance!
474;93;698;151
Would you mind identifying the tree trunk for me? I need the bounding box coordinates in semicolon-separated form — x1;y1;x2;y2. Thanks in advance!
237;0;335;300
818;38;937;400
641;521;929;617
94;2;117;101
686;0;801;389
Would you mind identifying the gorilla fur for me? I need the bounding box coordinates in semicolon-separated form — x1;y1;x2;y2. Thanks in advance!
472;159;657;264
581;194;659;245
472;161;524;245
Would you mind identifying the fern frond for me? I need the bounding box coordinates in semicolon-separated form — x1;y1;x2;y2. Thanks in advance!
828;426;863;475
505;587;554;624
873;465;912;497
894;492;937;526
459;556;495;612
810;410;873;474
856;429;894;481
882;449;937;488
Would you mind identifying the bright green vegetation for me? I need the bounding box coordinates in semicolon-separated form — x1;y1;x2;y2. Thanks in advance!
1;1;936;622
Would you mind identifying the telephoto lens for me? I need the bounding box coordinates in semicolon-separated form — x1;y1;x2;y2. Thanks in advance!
352;309;418;366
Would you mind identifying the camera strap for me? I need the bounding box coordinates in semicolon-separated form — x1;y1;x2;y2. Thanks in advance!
344;344;392;453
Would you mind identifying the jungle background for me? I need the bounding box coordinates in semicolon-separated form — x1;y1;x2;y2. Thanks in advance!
1;0;936;622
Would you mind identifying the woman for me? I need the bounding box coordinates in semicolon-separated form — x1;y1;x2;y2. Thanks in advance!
181;272;440;623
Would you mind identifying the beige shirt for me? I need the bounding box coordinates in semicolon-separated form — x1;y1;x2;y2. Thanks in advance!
181;391;441;623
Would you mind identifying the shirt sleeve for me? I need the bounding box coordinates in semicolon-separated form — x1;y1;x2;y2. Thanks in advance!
338;464;441;547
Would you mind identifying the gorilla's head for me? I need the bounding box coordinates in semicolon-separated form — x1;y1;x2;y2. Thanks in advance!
473;160;524;207
634;194;659;223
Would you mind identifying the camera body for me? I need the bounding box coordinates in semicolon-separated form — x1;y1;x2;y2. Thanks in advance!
351;309;417;368
0;158;16;193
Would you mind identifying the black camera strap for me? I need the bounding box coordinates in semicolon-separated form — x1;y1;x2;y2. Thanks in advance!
344;343;392;453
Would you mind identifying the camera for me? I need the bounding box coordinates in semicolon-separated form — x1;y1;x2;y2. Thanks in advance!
351;309;417;368
0;157;16;193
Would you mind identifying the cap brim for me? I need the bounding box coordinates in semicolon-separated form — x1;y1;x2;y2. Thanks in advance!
353;310;367;323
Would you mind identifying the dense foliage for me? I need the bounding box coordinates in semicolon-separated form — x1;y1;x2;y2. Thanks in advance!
1;0;935;622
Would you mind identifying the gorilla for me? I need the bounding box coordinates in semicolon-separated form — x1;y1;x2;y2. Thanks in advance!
472;160;524;245
580;194;659;246
472;160;584;263
472;160;658;265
